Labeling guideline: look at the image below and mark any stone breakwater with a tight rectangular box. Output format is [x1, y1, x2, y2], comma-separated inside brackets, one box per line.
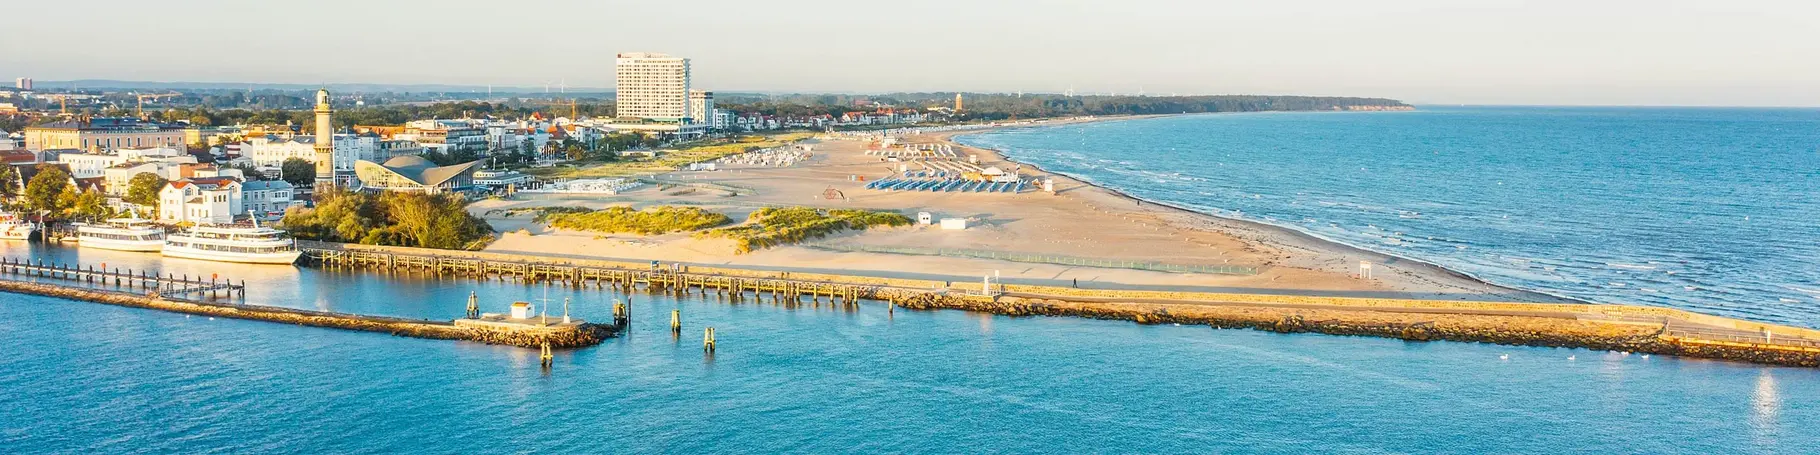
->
[0, 280, 615, 349]
[877, 290, 1820, 368]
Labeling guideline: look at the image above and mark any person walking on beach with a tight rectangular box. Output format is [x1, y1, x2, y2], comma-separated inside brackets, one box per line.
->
[1073, 278, 1078, 288]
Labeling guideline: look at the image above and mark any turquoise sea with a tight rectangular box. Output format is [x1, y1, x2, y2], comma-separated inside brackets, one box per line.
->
[4, 107, 1820, 453]
[961, 107, 1820, 328]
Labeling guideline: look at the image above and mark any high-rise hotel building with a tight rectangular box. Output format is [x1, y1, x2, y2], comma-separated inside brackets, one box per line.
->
[614, 53, 691, 122]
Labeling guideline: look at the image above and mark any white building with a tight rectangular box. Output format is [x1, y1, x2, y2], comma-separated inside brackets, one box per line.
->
[473, 169, 534, 188]
[59, 147, 193, 179]
[241, 180, 296, 219]
[713, 109, 736, 131]
[101, 162, 185, 196]
[689, 90, 715, 128]
[241, 133, 364, 174]
[615, 52, 691, 121]
[159, 177, 243, 225]
[398, 120, 487, 154]
[242, 135, 318, 171]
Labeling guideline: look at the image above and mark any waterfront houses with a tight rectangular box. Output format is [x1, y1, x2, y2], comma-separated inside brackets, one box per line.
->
[241, 180, 297, 219]
[158, 177, 243, 225]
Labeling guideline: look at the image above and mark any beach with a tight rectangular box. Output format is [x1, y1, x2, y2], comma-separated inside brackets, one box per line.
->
[472, 116, 1563, 303]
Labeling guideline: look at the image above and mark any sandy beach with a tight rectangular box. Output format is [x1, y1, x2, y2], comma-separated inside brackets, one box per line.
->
[472, 116, 1567, 302]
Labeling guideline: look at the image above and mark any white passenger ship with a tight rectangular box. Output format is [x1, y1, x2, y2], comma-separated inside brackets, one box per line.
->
[74, 216, 166, 252]
[161, 222, 302, 265]
[0, 211, 35, 241]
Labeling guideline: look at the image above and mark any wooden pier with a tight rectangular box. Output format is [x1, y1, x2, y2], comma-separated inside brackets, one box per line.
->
[301, 247, 872, 305]
[0, 257, 246, 298]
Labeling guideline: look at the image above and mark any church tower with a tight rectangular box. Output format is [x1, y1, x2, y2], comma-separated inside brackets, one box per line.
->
[954, 93, 964, 112]
[313, 88, 335, 187]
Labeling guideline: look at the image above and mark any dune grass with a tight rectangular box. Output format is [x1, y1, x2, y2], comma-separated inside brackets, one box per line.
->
[696, 207, 912, 254]
[540, 205, 732, 235]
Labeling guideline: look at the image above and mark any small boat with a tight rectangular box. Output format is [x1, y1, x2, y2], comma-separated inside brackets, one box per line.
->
[0, 211, 38, 240]
[161, 221, 301, 265]
[74, 215, 166, 252]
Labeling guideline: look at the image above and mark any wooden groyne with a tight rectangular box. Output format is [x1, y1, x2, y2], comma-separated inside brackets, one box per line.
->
[302, 242, 874, 304]
[0, 279, 617, 349]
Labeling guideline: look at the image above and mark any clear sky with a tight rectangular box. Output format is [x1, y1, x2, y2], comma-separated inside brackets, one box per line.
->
[4, 0, 1817, 106]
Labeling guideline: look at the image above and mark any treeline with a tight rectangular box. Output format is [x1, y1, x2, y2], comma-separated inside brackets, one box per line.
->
[141, 100, 616, 130]
[280, 190, 494, 250]
[720, 93, 1409, 120]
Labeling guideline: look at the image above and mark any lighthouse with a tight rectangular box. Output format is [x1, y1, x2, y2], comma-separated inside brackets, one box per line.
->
[313, 88, 335, 188]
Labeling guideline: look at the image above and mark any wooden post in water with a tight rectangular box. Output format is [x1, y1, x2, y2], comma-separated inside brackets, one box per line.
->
[670, 309, 681, 334]
[540, 343, 553, 368]
[703, 327, 716, 353]
[466, 291, 479, 319]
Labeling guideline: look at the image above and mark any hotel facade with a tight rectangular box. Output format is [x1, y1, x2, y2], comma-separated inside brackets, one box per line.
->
[614, 53, 691, 122]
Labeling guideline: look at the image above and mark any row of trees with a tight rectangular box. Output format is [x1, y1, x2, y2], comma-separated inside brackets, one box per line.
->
[0, 165, 115, 222]
[718, 93, 1411, 121]
[279, 189, 494, 250]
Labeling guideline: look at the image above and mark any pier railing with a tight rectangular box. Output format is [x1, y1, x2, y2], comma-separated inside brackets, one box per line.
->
[0, 257, 246, 297]
[807, 244, 1261, 276]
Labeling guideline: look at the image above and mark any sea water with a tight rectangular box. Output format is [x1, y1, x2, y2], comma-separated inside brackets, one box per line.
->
[960, 107, 1820, 328]
[1, 243, 1816, 453]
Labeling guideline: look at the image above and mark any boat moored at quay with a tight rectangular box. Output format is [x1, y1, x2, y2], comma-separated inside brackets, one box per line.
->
[161, 223, 302, 265]
[0, 211, 39, 241]
[73, 216, 166, 252]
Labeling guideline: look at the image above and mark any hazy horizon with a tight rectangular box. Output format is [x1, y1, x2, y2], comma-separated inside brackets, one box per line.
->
[4, 0, 1817, 107]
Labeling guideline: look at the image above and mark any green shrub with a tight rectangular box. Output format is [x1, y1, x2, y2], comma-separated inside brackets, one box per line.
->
[696, 207, 911, 254]
[542, 205, 731, 235]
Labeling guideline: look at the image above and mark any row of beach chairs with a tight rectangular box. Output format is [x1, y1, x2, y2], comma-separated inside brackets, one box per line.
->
[863, 178, 1026, 193]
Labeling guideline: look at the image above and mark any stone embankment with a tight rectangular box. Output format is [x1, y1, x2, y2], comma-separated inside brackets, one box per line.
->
[0, 280, 615, 349]
[877, 289, 1820, 368]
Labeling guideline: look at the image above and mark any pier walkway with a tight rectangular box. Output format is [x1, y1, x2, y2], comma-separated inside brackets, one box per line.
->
[0, 257, 246, 298]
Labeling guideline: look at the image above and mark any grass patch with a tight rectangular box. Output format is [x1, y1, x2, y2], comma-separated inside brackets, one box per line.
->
[696, 207, 912, 254]
[527, 133, 815, 179]
[541, 206, 732, 235]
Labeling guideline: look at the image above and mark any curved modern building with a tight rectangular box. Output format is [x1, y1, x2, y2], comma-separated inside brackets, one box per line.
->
[352, 155, 484, 194]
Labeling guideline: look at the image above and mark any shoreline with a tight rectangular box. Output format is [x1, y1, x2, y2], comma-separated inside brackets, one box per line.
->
[934, 113, 1577, 304]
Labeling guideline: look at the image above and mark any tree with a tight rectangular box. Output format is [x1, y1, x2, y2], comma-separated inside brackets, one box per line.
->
[54, 185, 80, 219]
[565, 143, 587, 161]
[281, 158, 316, 186]
[74, 189, 110, 221]
[23, 164, 72, 218]
[519, 138, 536, 157]
[0, 166, 20, 200]
[124, 173, 168, 212]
